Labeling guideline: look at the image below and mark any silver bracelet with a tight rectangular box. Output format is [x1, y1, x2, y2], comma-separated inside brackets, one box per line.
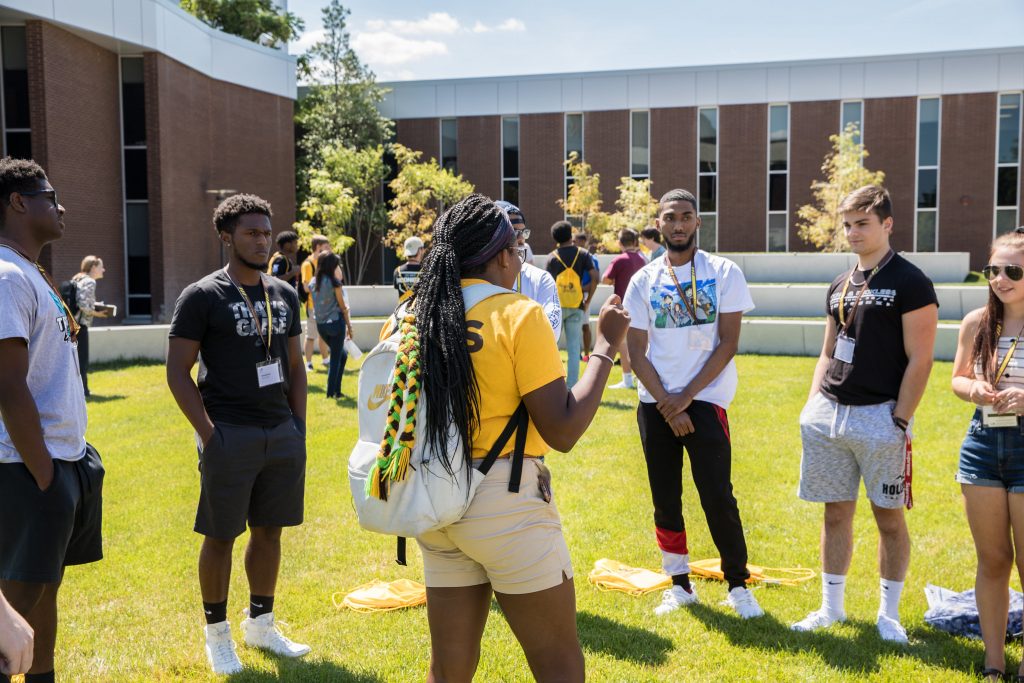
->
[589, 352, 615, 365]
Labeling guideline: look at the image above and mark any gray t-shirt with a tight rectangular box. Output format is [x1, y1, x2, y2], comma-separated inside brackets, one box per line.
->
[310, 277, 342, 324]
[0, 246, 87, 463]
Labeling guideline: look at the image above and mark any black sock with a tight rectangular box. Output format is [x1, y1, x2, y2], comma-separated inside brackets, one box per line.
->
[727, 579, 747, 591]
[250, 594, 274, 618]
[26, 672, 56, 683]
[203, 599, 228, 625]
[672, 573, 692, 592]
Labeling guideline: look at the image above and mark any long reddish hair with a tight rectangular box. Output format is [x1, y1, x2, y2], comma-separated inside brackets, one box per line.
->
[973, 230, 1024, 382]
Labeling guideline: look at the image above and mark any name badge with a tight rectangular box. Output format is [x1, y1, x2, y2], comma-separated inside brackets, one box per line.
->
[982, 405, 1018, 428]
[257, 358, 284, 387]
[689, 324, 715, 351]
[834, 334, 855, 364]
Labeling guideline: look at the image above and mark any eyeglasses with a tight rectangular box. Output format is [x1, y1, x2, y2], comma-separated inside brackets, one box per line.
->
[17, 190, 59, 209]
[515, 228, 530, 240]
[983, 264, 1024, 281]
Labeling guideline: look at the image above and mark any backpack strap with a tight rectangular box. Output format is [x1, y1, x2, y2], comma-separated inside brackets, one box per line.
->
[462, 282, 513, 311]
[396, 537, 407, 566]
[476, 401, 529, 492]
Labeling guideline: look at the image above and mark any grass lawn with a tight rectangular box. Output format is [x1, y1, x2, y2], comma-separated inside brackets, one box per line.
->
[48, 355, 999, 681]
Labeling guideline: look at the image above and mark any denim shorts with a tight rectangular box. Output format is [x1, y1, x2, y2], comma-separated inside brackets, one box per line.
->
[956, 409, 1024, 492]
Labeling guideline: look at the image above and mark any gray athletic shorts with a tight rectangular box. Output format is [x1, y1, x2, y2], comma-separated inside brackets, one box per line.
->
[195, 418, 306, 539]
[798, 392, 911, 509]
[304, 315, 319, 342]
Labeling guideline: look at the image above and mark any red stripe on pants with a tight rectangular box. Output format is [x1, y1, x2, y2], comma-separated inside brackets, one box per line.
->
[656, 526, 688, 555]
[713, 405, 731, 443]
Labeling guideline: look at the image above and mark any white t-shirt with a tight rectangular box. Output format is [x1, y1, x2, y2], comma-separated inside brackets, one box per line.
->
[623, 250, 754, 409]
[514, 262, 561, 341]
[0, 246, 87, 463]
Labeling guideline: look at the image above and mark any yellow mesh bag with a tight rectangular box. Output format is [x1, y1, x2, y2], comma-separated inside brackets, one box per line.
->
[689, 558, 816, 586]
[587, 558, 672, 596]
[333, 579, 427, 613]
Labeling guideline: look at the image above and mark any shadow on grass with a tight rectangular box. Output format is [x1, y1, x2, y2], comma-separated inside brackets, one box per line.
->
[228, 657, 382, 682]
[91, 357, 165, 372]
[688, 603, 983, 676]
[85, 393, 126, 403]
[577, 610, 673, 665]
[599, 400, 637, 412]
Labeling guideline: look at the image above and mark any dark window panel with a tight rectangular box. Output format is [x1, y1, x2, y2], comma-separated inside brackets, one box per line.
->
[3, 68, 28, 130]
[769, 173, 787, 211]
[918, 98, 940, 167]
[127, 295, 151, 317]
[699, 175, 716, 213]
[699, 109, 717, 173]
[917, 168, 938, 208]
[998, 93, 1021, 165]
[440, 118, 457, 173]
[124, 149, 148, 200]
[502, 180, 519, 207]
[699, 215, 717, 253]
[121, 82, 146, 146]
[631, 111, 649, 176]
[997, 208, 1018, 235]
[768, 213, 787, 252]
[5, 131, 30, 160]
[916, 211, 937, 252]
[997, 166, 1019, 207]
[565, 113, 583, 161]
[502, 117, 519, 179]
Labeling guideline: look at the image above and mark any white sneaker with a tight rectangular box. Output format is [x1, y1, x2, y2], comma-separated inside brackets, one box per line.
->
[791, 608, 845, 632]
[241, 610, 311, 657]
[726, 586, 764, 619]
[654, 585, 699, 615]
[876, 613, 908, 643]
[205, 621, 244, 675]
[305, 361, 314, 371]
[608, 381, 635, 390]
[321, 357, 330, 367]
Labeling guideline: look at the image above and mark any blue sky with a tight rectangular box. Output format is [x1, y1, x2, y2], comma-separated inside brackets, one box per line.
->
[288, 0, 1024, 82]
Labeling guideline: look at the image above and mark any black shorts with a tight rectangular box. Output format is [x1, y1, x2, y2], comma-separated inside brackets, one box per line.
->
[0, 444, 105, 583]
[196, 418, 306, 539]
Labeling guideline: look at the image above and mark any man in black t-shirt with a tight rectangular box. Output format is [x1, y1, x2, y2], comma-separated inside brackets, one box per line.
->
[792, 185, 938, 644]
[167, 194, 310, 675]
[268, 230, 301, 293]
[393, 236, 424, 302]
[546, 220, 598, 387]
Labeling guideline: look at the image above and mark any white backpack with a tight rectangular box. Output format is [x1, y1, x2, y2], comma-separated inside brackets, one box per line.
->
[348, 284, 528, 563]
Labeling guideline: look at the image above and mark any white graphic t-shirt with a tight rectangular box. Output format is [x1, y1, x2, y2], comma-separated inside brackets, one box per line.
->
[623, 251, 754, 409]
[0, 246, 87, 463]
[514, 262, 562, 341]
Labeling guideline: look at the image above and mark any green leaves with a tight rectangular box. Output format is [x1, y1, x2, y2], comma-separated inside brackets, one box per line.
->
[178, 0, 304, 46]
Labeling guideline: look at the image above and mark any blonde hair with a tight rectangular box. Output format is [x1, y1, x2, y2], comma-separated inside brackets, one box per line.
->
[973, 229, 1024, 382]
[79, 255, 102, 276]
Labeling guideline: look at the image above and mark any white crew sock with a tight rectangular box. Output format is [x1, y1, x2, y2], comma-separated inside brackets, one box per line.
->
[622, 372, 634, 388]
[879, 578, 904, 621]
[822, 572, 846, 618]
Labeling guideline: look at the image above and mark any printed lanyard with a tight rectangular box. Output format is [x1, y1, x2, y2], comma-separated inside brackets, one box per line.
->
[224, 268, 273, 359]
[837, 250, 894, 332]
[993, 320, 1024, 385]
[664, 253, 700, 325]
[0, 242, 80, 342]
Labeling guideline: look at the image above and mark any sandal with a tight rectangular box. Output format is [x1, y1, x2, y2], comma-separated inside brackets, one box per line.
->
[980, 668, 1003, 681]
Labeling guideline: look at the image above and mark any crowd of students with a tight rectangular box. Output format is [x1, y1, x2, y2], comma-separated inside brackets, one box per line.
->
[1, 153, 1023, 682]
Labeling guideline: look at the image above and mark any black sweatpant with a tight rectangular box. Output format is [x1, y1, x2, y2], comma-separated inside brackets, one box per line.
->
[637, 399, 750, 587]
[77, 324, 89, 395]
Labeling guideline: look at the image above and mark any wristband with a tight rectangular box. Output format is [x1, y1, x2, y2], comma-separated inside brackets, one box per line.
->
[891, 414, 908, 432]
[589, 353, 614, 365]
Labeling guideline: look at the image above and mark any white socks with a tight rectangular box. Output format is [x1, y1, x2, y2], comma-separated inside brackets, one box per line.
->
[821, 572, 846, 618]
[622, 372, 634, 388]
[879, 578, 904, 621]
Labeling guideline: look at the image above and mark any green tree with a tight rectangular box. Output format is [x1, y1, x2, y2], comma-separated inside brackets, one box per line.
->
[386, 144, 475, 252]
[604, 177, 659, 252]
[558, 153, 610, 247]
[293, 144, 388, 284]
[797, 123, 886, 252]
[179, 0, 303, 46]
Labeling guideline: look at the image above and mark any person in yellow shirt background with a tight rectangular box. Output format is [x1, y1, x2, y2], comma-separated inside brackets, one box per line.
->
[300, 235, 331, 372]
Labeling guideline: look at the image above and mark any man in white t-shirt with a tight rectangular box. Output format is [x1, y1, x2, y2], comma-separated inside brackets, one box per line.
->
[496, 201, 561, 340]
[624, 188, 763, 620]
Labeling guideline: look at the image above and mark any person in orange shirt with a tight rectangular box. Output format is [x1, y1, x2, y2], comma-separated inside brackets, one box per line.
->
[300, 235, 331, 371]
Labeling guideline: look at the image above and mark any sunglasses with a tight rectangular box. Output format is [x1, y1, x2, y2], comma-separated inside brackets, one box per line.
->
[983, 264, 1024, 281]
[515, 228, 530, 240]
[18, 189, 59, 209]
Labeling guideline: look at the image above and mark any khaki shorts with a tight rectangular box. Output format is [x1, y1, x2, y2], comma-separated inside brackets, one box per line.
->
[417, 458, 573, 595]
[304, 314, 318, 342]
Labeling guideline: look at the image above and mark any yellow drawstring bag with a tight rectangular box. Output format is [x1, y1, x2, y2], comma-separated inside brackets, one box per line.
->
[587, 559, 672, 596]
[333, 579, 427, 613]
[689, 558, 816, 586]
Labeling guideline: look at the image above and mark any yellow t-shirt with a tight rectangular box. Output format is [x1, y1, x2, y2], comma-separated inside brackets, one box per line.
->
[301, 255, 318, 311]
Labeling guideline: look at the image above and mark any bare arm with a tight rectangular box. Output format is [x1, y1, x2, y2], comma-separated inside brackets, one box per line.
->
[0, 338, 54, 489]
[333, 285, 353, 337]
[951, 309, 996, 405]
[893, 304, 939, 422]
[287, 334, 307, 422]
[522, 296, 630, 452]
[678, 311, 743, 405]
[808, 315, 839, 400]
[0, 588, 33, 676]
[627, 327, 668, 401]
[165, 337, 215, 446]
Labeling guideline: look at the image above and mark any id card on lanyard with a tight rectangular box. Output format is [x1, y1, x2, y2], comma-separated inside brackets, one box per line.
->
[664, 253, 714, 350]
[983, 321, 1024, 427]
[225, 268, 283, 387]
[833, 250, 893, 364]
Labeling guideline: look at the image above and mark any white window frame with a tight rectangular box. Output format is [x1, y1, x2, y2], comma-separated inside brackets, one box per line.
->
[439, 117, 457, 173]
[500, 115, 519, 203]
[914, 96, 942, 252]
[563, 112, 584, 220]
[766, 103, 790, 252]
[994, 91, 1023, 237]
[697, 106, 719, 252]
[0, 24, 29, 158]
[629, 109, 650, 180]
[119, 55, 151, 320]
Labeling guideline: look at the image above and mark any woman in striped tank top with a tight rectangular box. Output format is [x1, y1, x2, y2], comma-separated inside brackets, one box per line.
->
[952, 227, 1024, 680]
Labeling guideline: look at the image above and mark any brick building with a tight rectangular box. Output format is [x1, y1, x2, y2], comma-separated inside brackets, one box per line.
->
[381, 47, 1024, 268]
[0, 0, 296, 322]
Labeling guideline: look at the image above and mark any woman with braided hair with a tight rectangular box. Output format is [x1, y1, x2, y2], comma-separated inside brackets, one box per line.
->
[403, 193, 629, 683]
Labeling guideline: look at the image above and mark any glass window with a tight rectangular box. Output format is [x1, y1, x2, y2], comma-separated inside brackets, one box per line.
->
[998, 166, 1019, 208]
[699, 175, 716, 214]
[502, 116, 519, 180]
[699, 215, 717, 253]
[5, 131, 29, 160]
[631, 110, 649, 177]
[502, 180, 519, 207]
[125, 202, 151, 312]
[917, 169, 938, 208]
[124, 149, 148, 200]
[565, 113, 583, 161]
[918, 98, 940, 168]
[769, 105, 788, 171]
[998, 93, 1022, 165]
[768, 213, 787, 252]
[1, 27, 29, 131]
[842, 101, 863, 143]
[699, 108, 717, 173]
[121, 58, 146, 147]
[997, 208, 1019, 235]
[769, 174, 787, 212]
[440, 118, 457, 173]
[916, 211, 937, 252]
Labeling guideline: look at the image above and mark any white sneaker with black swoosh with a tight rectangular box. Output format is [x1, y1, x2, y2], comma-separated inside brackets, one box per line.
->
[204, 621, 244, 675]
[791, 608, 845, 632]
[241, 610, 311, 657]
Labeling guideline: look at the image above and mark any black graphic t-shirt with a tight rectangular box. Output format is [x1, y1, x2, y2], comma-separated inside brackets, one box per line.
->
[393, 262, 422, 299]
[820, 253, 937, 405]
[169, 269, 302, 426]
[270, 253, 300, 292]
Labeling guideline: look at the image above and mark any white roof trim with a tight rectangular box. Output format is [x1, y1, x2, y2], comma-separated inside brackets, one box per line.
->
[1, 0, 296, 99]
[380, 46, 1024, 119]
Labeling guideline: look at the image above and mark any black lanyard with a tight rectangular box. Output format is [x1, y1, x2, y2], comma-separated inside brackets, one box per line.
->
[838, 250, 894, 333]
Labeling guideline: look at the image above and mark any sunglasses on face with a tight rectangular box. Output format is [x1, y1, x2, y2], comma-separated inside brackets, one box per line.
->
[18, 190, 59, 209]
[983, 264, 1024, 281]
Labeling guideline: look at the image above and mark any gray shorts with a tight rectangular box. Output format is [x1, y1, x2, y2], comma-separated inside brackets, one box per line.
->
[196, 418, 306, 539]
[304, 315, 319, 342]
[798, 392, 911, 509]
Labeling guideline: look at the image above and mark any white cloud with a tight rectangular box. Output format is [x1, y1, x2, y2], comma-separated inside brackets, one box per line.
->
[290, 28, 324, 54]
[470, 18, 526, 33]
[365, 12, 461, 35]
[352, 32, 448, 65]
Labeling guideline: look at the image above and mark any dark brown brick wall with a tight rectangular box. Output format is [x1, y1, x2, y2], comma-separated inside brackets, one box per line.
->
[456, 115, 500, 201]
[584, 110, 628, 209]
[519, 113, 563, 252]
[940, 93, 996, 268]
[718, 104, 767, 251]
[864, 97, 916, 253]
[27, 21, 124, 320]
[650, 107, 697, 201]
[395, 118, 439, 163]
[789, 100, 840, 252]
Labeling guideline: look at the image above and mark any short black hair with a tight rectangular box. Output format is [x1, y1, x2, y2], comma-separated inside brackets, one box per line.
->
[551, 220, 573, 244]
[640, 227, 662, 243]
[275, 230, 298, 249]
[212, 193, 273, 235]
[0, 157, 47, 229]
[619, 228, 638, 246]
[658, 189, 698, 213]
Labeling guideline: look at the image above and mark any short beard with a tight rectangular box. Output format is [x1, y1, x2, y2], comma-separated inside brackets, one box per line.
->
[238, 255, 268, 271]
[665, 232, 696, 253]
